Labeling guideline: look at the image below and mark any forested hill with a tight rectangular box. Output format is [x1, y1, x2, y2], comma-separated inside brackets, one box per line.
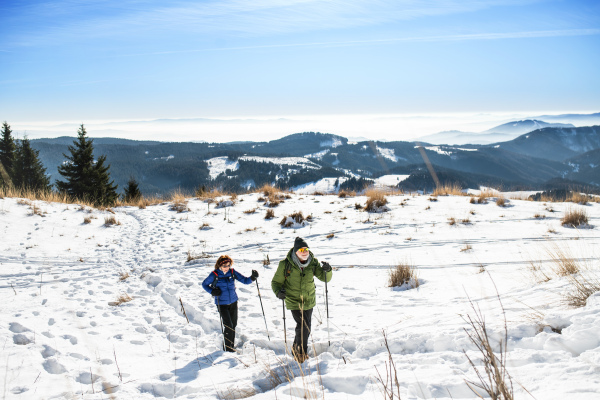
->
[31, 127, 600, 195]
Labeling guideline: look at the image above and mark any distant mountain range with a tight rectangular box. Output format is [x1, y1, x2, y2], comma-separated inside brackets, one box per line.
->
[29, 120, 600, 195]
[417, 119, 576, 145]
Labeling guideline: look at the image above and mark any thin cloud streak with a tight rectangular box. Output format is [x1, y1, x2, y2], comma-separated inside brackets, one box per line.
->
[118, 29, 600, 57]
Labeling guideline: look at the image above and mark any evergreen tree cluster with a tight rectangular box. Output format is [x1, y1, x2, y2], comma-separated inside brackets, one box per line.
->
[55, 124, 118, 206]
[0, 121, 50, 191]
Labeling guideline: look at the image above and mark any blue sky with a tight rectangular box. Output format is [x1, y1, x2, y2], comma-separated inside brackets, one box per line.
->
[1, 0, 599, 140]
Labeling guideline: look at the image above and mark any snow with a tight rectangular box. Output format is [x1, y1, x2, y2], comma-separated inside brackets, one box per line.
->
[206, 156, 240, 179]
[376, 146, 400, 162]
[417, 146, 453, 156]
[320, 138, 343, 148]
[304, 149, 330, 160]
[292, 177, 349, 194]
[239, 156, 321, 170]
[375, 174, 410, 188]
[1, 194, 600, 399]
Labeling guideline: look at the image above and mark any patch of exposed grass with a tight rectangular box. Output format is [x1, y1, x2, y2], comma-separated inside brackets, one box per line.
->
[326, 233, 334, 239]
[432, 183, 464, 196]
[280, 211, 312, 227]
[496, 196, 508, 207]
[264, 209, 275, 220]
[104, 215, 121, 226]
[338, 190, 355, 198]
[83, 216, 92, 224]
[364, 189, 388, 212]
[561, 207, 589, 228]
[388, 262, 419, 288]
[243, 208, 257, 214]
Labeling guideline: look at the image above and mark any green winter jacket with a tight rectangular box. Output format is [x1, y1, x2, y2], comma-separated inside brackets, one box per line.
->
[271, 248, 332, 311]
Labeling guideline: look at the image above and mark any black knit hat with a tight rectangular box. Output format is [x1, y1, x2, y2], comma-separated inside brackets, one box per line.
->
[293, 237, 309, 253]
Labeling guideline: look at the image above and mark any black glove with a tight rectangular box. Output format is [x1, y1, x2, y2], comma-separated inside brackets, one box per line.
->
[251, 270, 259, 281]
[276, 288, 286, 300]
[211, 287, 222, 297]
[321, 261, 332, 272]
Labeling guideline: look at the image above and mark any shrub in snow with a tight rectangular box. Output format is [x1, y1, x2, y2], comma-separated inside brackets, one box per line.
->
[561, 207, 589, 228]
[388, 263, 419, 289]
[364, 189, 389, 213]
[265, 209, 275, 220]
[279, 211, 312, 228]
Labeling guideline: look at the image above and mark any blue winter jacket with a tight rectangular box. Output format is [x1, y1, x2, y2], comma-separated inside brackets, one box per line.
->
[202, 268, 252, 305]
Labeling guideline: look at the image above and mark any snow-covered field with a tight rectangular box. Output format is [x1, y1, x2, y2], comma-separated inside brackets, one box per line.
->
[1, 193, 599, 399]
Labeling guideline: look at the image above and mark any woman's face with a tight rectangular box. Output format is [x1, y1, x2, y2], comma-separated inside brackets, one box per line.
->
[296, 247, 309, 262]
[220, 260, 231, 272]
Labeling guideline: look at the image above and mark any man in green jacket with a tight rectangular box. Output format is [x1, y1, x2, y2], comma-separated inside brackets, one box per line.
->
[271, 237, 332, 362]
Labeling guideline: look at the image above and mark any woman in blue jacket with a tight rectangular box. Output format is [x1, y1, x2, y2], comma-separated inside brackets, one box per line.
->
[202, 255, 258, 352]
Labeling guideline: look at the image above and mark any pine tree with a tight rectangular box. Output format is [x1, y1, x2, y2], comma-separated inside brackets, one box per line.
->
[56, 124, 118, 206]
[0, 121, 16, 187]
[13, 136, 51, 191]
[123, 177, 141, 202]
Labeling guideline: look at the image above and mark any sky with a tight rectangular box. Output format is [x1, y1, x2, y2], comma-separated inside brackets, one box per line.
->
[1, 0, 599, 142]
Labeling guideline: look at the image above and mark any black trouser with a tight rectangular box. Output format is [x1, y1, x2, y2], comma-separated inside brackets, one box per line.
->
[217, 301, 238, 352]
[291, 308, 313, 356]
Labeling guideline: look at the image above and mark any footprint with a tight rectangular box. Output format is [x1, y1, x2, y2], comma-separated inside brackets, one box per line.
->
[13, 334, 32, 345]
[41, 345, 57, 358]
[75, 371, 102, 384]
[62, 335, 78, 345]
[9, 322, 30, 333]
[42, 358, 67, 374]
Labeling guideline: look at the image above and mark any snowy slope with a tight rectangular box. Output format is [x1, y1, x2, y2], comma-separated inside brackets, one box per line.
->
[1, 193, 599, 399]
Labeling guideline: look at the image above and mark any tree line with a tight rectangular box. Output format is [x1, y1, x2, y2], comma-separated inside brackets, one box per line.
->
[0, 122, 140, 206]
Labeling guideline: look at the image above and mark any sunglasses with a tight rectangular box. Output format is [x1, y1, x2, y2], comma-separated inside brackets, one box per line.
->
[297, 248, 309, 253]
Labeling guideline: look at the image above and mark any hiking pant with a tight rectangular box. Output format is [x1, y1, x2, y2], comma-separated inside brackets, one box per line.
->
[217, 301, 238, 352]
[291, 308, 313, 356]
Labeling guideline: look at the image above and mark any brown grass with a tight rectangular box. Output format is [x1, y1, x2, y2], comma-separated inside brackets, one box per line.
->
[432, 183, 464, 196]
[112, 293, 133, 306]
[199, 222, 211, 230]
[104, 215, 121, 226]
[561, 207, 588, 227]
[547, 244, 580, 276]
[118, 272, 130, 281]
[264, 209, 275, 220]
[533, 214, 546, 219]
[364, 189, 388, 212]
[565, 273, 600, 307]
[326, 233, 334, 239]
[338, 190, 355, 198]
[280, 211, 311, 227]
[448, 217, 457, 226]
[461, 244, 473, 252]
[496, 196, 507, 207]
[462, 294, 514, 400]
[83, 216, 92, 224]
[388, 262, 419, 288]
[168, 191, 190, 213]
[243, 208, 257, 214]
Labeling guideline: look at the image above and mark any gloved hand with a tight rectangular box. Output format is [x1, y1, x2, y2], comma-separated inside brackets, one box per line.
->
[276, 288, 286, 300]
[251, 270, 259, 281]
[211, 287, 222, 297]
[321, 261, 332, 272]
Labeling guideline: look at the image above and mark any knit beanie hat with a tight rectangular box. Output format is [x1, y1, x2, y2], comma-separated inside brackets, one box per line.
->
[293, 237, 309, 253]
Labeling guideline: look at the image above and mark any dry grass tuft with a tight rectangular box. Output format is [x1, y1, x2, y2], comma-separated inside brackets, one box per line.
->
[169, 191, 190, 213]
[280, 211, 312, 227]
[83, 216, 92, 224]
[388, 262, 419, 288]
[561, 207, 588, 228]
[496, 197, 508, 207]
[428, 196, 438, 202]
[462, 294, 514, 400]
[187, 249, 210, 262]
[338, 190, 355, 198]
[547, 244, 580, 276]
[243, 208, 257, 214]
[216, 385, 256, 400]
[118, 272, 130, 281]
[461, 244, 473, 252]
[264, 209, 275, 220]
[364, 189, 388, 212]
[432, 183, 464, 196]
[533, 213, 546, 219]
[111, 293, 133, 306]
[104, 215, 121, 226]
[448, 217, 457, 226]
[199, 222, 211, 230]
[564, 273, 600, 307]
[326, 233, 335, 239]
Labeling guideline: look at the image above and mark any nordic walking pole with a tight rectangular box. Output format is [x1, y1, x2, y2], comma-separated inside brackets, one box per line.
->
[216, 296, 226, 351]
[325, 275, 330, 346]
[282, 299, 288, 353]
[256, 280, 271, 341]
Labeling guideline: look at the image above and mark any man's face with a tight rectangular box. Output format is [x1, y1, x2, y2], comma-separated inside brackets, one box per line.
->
[296, 247, 309, 262]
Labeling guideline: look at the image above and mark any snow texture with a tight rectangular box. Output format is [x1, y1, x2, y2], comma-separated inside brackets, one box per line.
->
[1, 193, 599, 399]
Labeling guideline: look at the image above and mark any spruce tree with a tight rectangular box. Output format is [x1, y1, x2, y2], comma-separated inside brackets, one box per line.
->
[56, 124, 118, 206]
[123, 177, 142, 202]
[0, 121, 16, 187]
[13, 136, 51, 191]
